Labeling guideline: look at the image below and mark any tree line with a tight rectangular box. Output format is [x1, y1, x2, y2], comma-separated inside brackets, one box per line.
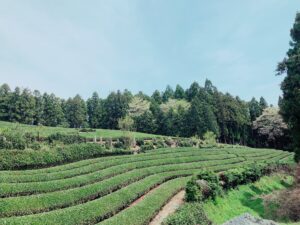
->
[0, 80, 269, 145]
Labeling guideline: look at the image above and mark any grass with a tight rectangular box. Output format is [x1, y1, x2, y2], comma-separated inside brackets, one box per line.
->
[0, 147, 294, 224]
[0, 120, 161, 139]
[203, 173, 295, 225]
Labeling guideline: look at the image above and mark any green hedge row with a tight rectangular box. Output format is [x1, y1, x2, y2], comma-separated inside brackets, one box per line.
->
[0, 158, 243, 217]
[0, 150, 236, 183]
[0, 143, 129, 170]
[0, 155, 241, 197]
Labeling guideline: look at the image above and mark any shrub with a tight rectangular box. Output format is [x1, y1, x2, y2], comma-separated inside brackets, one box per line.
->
[79, 128, 96, 132]
[0, 129, 29, 150]
[152, 138, 166, 149]
[0, 143, 130, 170]
[196, 170, 221, 199]
[185, 177, 202, 202]
[47, 133, 85, 145]
[163, 203, 212, 225]
[186, 170, 221, 201]
[140, 142, 155, 152]
[178, 139, 193, 147]
[202, 131, 217, 148]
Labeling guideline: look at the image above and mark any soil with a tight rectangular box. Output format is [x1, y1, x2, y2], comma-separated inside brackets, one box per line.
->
[148, 190, 185, 225]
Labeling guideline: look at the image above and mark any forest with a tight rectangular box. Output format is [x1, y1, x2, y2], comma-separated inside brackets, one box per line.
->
[0, 80, 270, 146]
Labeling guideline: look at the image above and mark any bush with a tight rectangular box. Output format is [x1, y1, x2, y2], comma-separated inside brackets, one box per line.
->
[202, 131, 217, 148]
[79, 128, 96, 132]
[140, 142, 155, 152]
[178, 139, 193, 147]
[186, 170, 221, 201]
[163, 203, 212, 225]
[47, 133, 86, 145]
[135, 138, 144, 146]
[185, 177, 202, 202]
[0, 129, 30, 150]
[153, 138, 166, 149]
[0, 143, 130, 170]
[196, 170, 221, 199]
[219, 162, 292, 190]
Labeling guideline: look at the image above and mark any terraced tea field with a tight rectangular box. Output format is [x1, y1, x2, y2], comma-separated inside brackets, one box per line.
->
[0, 147, 293, 225]
[0, 121, 161, 139]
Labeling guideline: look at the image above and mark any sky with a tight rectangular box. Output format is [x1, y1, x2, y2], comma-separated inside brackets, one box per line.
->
[0, 1, 299, 105]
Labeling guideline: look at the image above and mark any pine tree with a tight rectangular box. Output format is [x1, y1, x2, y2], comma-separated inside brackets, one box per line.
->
[103, 91, 130, 129]
[174, 84, 185, 99]
[42, 93, 65, 127]
[188, 96, 219, 137]
[65, 95, 87, 128]
[151, 90, 163, 104]
[87, 92, 101, 128]
[33, 90, 44, 125]
[0, 84, 11, 121]
[185, 82, 200, 101]
[259, 97, 268, 111]
[19, 88, 35, 124]
[162, 85, 174, 102]
[249, 97, 261, 121]
[134, 111, 157, 134]
[277, 12, 300, 161]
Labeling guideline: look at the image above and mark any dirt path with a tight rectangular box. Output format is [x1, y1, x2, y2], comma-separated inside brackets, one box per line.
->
[129, 185, 161, 207]
[149, 190, 185, 225]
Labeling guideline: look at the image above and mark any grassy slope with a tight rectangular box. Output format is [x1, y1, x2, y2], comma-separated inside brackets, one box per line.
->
[0, 121, 161, 138]
[203, 174, 298, 225]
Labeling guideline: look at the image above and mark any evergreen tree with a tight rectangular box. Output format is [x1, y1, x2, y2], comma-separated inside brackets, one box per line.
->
[188, 96, 219, 137]
[151, 90, 163, 104]
[277, 12, 300, 161]
[87, 92, 101, 128]
[103, 91, 130, 129]
[8, 87, 22, 122]
[174, 84, 185, 99]
[204, 79, 216, 94]
[33, 90, 44, 125]
[162, 85, 174, 102]
[19, 88, 35, 124]
[249, 97, 261, 121]
[65, 95, 87, 128]
[259, 97, 268, 110]
[185, 82, 200, 101]
[0, 84, 11, 121]
[134, 111, 157, 134]
[42, 93, 65, 127]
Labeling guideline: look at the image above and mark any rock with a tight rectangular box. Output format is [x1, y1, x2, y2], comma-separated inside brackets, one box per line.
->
[222, 213, 278, 225]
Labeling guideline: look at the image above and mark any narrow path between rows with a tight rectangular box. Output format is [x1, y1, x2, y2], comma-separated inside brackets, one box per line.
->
[149, 190, 185, 225]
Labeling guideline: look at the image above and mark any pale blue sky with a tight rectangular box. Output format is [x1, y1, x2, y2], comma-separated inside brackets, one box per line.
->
[0, 1, 299, 105]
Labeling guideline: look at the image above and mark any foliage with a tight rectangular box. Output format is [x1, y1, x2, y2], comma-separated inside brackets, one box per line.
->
[202, 131, 217, 148]
[160, 98, 190, 113]
[0, 80, 278, 148]
[140, 142, 155, 151]
[203, 174, 294, 224]
[163, 203, 212, 225]
[128, 96, 150, 117]
[185, 177, 202, 202]
[86, 92, 102, 128]
[118, 115, 134, 131]
[277, 12, 300, 161]
[0, 143, 128, 170]
[47, 132, 86, 145]
[252, 107, 291, 150]
[186, 170, 221, 202]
